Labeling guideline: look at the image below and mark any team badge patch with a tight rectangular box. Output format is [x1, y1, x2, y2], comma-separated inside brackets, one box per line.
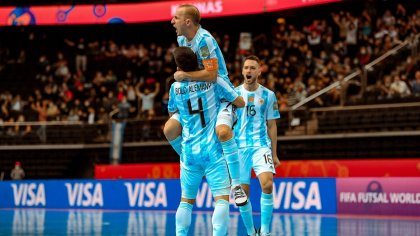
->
[259, 98, 264, 104]
[248, 96, 254, 103]
[200, 46, 210, 58]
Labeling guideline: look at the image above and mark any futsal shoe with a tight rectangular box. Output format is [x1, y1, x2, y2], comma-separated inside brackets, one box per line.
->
[233, 185, 248, 206]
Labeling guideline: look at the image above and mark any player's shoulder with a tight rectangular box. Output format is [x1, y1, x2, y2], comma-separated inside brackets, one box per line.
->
[197, 27, 213, 39]
[235, 84, 244, 91]
[258, 84, 276, 96]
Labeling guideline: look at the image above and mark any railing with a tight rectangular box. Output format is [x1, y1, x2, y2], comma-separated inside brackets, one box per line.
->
[286, 33, 420, 135]
[292, 34, 418, 111]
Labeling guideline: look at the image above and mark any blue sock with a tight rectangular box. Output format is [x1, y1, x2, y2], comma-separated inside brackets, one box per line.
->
[221, 138, 240, 186]
[212, 199, 229, 236]
[176, 202, 193, 236]
[239, 201, 256, 235]
[260, 193, 273, 234]
[169, 135, 182, 156]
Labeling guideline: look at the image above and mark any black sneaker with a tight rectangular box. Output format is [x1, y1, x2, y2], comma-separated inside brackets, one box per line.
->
[233, 185, 248, 206]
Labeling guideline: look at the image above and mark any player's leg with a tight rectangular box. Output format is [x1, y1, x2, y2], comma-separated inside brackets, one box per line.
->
[237, 148, 257, 236]
[239, 184, 258, 236]
[176, 165, 202, 236]
[216, 101, 247, 206]
[258, 172, 274, 236]
[176, 199, 194, 236]
[212, 195, 230, 236]
[253, 147, 276, 235]
[164, 113, 182, 156]
[205, 154, 231, 236]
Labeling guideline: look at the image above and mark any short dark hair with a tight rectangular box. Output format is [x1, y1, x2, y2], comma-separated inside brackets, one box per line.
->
[244, 55, 261, 65]
[173, 47, 199, 72]
[179, 4, 201, 25]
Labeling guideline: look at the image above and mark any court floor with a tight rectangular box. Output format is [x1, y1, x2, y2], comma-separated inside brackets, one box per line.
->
[1, 209, 420, 236]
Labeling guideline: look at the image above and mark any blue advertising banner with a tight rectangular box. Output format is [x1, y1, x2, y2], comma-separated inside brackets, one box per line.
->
[0, 178, 336, 214]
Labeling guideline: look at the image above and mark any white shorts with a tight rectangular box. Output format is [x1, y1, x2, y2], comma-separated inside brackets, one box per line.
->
[238, 146, 276, 185]
[216, 101, 237, 128]
[170, 112, 181, 123]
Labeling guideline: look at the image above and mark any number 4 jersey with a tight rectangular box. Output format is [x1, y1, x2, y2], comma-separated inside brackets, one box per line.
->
[234, 84, 280, 148]
[168, 80, 237, 167]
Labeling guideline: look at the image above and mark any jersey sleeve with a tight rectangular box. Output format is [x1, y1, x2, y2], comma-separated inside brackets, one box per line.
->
[215, 77, 239, 102]
[168, 84, 178, 113]
[198, 37, 218, 71]
[266, 91, 281, 120]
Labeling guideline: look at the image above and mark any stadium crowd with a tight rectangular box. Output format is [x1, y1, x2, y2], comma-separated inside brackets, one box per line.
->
[0, 0, 419, 130]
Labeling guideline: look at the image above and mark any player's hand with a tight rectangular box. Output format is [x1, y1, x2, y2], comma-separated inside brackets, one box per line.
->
[174, 71, 185, 82]
[273, 155, 280, 168]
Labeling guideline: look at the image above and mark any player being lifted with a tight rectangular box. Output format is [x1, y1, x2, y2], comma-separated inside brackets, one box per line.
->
[168, 46, 234, 236]
[164, 4, 248, 206]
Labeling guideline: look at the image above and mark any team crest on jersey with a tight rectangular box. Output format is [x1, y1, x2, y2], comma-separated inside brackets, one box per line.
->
[200, 46, 210, 58]
[259, 98, 264, 104]
[248, 96, 254, 103]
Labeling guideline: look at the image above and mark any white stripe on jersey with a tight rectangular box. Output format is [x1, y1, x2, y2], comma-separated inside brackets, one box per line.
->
[234, 84, 280, 148]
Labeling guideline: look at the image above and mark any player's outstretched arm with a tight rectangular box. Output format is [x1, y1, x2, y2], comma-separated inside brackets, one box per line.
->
[174, 68, 217, 82]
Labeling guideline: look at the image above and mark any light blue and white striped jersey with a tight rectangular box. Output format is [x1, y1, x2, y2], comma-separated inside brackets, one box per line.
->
[168, 80, 236, 168]
[234, 84, 280, 148]
[177, 26, 238, 100]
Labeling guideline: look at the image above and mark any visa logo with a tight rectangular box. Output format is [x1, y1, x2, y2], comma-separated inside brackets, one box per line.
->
[274, 181, 322, 210]
[65, 183, 103, 207]
[124, 182, 167, 208]
[11, 183, 46, 207]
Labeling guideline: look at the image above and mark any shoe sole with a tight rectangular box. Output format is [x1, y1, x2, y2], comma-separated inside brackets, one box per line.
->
[235, 199, 248, 207]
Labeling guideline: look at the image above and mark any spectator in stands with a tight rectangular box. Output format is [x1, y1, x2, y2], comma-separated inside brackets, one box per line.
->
[411, 70, 420, 96]
[0, 0, 419, 130]
[64, 37, 88, 73]
[10, 161, 25, 180]
[116, 95, 131, 120]
[390, 74, 411, 98]
[135, 78, 160, 119]
[86, 106, 97, 124]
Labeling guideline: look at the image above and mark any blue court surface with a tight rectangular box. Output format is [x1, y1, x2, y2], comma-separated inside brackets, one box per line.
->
[1, 209, 420, 236]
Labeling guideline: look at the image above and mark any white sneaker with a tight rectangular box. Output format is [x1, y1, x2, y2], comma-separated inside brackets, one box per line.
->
[232, 185, 248, 206]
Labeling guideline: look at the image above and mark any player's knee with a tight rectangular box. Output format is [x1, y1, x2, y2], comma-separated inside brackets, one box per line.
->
[164, 119, 182, 141]
[261, 178, 273, 194]
[216, 125, 232, 141]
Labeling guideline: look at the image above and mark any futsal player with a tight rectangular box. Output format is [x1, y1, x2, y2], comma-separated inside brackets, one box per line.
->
[235, 55, 281, 236]
[168, 46, 238, 236]
[165, 4, 248, 206]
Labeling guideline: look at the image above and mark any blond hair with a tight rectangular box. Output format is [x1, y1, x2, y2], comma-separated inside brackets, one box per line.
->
[178, 4, 201, 25]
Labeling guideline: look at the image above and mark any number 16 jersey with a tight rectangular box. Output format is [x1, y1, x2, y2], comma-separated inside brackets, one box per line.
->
[234, 84, 280, 148]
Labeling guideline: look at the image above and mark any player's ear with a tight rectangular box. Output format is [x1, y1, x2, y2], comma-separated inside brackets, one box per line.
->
[185, 18, 191, 26]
